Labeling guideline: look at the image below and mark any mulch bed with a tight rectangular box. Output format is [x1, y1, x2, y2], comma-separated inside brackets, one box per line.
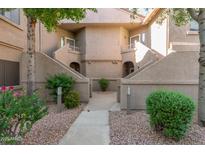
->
[22, 103, 85, 145]
[109, 111, 205, 145]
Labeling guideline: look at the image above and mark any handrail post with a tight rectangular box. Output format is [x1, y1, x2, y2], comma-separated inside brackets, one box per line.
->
[117, 85, 120, 103]
[90, 79, 92, 98]
[57, 87, 62, 113]
[127, 86, 131, 114]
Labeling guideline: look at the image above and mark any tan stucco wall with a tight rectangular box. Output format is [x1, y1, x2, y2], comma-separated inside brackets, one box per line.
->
[169, 18, 199, 44]
[0, 9, 74, 58]
[83, 26, 124, 78]
[38, 25, 74, 56]
[75, 28, 86, 54]
[54, 44, 81, 61]
[0, 9, 27, 85]
[120, 82, 198, 110]
[85, 61, 122, 78]
[0, 45, 22, 62]
[130, 26, 151, 49]
[130, 51, 199, 81]
[120, 27, 129, 49]
[121, 51, 136, 64]
[63, 8, 142, 24]
[85, 26, 121, 60]
[122, 48, 159, 69]
[21, 52, 90, 103]
[120, 51, 199, 109]
[54, 50, 81, 66]
[75, 28, 86, 75]
[144, 28, 151, 48]
[54, 44, 82, 73]
[0, 10, 27, 52]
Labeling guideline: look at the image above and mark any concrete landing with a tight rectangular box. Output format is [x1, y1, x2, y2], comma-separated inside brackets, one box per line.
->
[84, 91, 120, 111]
[59, 110, 110, 145]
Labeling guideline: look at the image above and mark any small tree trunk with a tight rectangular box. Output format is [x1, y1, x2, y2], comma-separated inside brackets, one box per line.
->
[27, 16, 36, 96]
[198, 9, 205, 126]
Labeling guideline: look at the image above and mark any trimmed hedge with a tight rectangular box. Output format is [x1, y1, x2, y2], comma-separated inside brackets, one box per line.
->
[146, 90, 195, 141]
[64, 90, 80, 109]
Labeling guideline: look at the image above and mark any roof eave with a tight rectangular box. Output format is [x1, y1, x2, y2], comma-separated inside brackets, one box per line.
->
[142, 8, 164, 25]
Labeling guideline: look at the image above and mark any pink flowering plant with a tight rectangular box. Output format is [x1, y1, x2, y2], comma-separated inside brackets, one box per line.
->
[0, 86, 48, 144]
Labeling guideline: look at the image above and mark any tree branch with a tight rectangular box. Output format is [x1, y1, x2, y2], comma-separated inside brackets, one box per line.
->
[187, 8, 199, 22]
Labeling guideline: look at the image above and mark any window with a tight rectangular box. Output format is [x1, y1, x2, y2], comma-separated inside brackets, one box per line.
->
[141, 33, 146, 44]
[0, 59, 20, 86]
[130, 35, 140, 48]
[0, 8, 20, 25]
[60, 37, 75, 48]
[190, 20, 199, 31]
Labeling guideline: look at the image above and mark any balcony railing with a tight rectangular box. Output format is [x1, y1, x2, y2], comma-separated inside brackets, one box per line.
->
[67, 45, 80, 52]
[121, 43, 137, 53]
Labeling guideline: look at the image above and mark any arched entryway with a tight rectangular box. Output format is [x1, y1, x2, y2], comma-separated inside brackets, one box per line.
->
[123, 61, 134, 77]
[70, 62, 80, 73]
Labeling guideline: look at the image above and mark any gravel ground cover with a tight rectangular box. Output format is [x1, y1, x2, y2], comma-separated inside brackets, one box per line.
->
[22, 103, 85, 145]
[109, 111, 205, 145]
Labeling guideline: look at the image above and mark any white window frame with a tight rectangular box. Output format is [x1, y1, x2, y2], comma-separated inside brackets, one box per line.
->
[189, 20, 199, 32]
[129, 34, 140, 48]
[65, 37, 75, 47]
[140, 33, 146, 44]
[187, 20, 199, 35]
[61, 37, 75, 48]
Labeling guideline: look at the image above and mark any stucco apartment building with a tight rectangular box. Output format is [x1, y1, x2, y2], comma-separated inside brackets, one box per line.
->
[0, 8, 200, 109]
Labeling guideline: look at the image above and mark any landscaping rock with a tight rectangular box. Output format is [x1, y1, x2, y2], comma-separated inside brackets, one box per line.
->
[109, 111, 205, 145]
[22, 103, 85, 145]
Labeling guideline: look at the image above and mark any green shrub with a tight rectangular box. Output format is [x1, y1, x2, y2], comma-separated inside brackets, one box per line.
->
[64, 90, 80, 109]
[46, 73, 75, 101]
[99, 78, 109, 91]
[0, 86, 48, 144]
[146, 90, 195, 141]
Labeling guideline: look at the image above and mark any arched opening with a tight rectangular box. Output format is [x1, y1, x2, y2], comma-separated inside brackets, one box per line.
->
[70, 62, 80, 73]
[123, 61, 134, 77]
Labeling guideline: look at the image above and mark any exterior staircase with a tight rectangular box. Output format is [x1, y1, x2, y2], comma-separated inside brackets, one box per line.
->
[124, 59, 158, 79]
[54, 58, 87, 79]
[124, 42, 164, 79]
[39, 52, 88, 80]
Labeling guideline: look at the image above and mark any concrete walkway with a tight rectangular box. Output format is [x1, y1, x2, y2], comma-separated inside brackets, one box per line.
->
[59, 91, 120, 145]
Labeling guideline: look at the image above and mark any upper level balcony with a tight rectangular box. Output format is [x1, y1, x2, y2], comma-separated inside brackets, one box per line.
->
[60, 37, 81, 53]
[67, 45, 80, 52]
[121, 43, 137, 53]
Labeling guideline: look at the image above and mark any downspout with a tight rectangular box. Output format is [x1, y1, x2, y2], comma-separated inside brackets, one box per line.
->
[39, 22, 42, 52]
